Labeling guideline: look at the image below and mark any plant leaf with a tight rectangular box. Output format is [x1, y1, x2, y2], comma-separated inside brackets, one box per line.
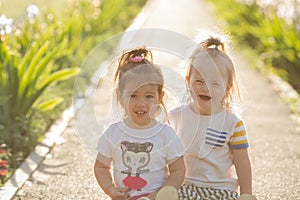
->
[35, 97, 64, 112]
[37, 68, 79, 91]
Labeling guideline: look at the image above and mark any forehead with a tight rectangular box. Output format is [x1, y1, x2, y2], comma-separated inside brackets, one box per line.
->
[191, 56, 228, 80]
[124, 81, 159, 93]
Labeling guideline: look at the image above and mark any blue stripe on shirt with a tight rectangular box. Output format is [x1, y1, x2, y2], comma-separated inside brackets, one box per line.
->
[229, 143, 249, 149]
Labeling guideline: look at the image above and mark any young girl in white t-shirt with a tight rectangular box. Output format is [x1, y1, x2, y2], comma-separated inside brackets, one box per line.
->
[169, 35, 256, 200]
[94, 47, 185, 200]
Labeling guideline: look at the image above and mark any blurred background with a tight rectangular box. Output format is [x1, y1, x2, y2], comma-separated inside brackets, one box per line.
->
[0, 0, 299, 198]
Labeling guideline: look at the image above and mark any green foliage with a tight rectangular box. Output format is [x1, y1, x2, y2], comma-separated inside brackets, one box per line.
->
[0, 37, 79, 155]
[0, 0, 148, 185]
[254, 15, 300, 89]
[0, 148, 10, 186]
[206, 0, 300, 92]
[206, 0, 263, 47]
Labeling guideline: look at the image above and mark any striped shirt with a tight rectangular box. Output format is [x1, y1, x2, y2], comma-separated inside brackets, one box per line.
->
[229, 120, 249, 149]
[169, 104, 249, 192]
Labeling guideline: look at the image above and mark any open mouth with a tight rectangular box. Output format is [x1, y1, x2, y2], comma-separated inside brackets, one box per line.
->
[199, 95, 211, 101]
[135, 110, 147, 115]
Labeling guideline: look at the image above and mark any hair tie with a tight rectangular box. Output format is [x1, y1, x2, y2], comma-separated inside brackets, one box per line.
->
[207, 44, 219, 50]
[130, 56, 144, 63]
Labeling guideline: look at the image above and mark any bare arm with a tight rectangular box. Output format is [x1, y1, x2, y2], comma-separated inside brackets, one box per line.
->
[164, 156, 185, 189]
[232, 148, 252, 195]
[94, 153, 130, 199]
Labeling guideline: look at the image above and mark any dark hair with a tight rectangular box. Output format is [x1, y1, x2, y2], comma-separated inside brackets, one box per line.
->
[114, 47, 167, 116]
[114, 47, 153, 83]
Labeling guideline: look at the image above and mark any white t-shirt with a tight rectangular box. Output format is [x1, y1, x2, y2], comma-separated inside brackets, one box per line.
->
[169, 105, 249, 192]
[96, 121, 184, 197]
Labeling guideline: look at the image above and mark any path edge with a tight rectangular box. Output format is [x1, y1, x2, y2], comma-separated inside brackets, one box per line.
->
[0, 1, 153, 199]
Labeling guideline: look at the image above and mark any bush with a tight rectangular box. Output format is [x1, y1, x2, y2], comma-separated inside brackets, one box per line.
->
[0, 0, 147, 185]
[0, 148, 10, 186]
[205, 0, 300, 92]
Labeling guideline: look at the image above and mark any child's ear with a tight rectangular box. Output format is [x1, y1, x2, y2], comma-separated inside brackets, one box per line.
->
[160, 90, 165, 100]
[185, 75, 191, 90]
[185, 75, 190, 84]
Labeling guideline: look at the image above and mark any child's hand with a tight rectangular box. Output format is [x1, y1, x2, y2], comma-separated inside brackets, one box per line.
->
[108, 186, 130, 200]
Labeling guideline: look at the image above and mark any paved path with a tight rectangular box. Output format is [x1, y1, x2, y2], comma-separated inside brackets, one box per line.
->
[11, 0, 300, 199]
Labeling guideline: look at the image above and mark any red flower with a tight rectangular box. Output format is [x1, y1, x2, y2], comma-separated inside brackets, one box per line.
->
[0, 169, 8, 176]
[0, 160, 8, 167]
[0, 149, 9, 178]
[0, 149, 6, 154]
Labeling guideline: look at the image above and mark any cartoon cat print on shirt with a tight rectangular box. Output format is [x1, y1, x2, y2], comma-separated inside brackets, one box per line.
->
[120, 141, 153, 191]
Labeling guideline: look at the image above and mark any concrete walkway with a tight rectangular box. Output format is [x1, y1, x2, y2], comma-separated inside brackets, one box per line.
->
[7, 0, 300, 199]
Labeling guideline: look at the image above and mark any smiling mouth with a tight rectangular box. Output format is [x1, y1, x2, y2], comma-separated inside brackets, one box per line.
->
[135, 111, 147, 115]
[199, 95, 211, 101]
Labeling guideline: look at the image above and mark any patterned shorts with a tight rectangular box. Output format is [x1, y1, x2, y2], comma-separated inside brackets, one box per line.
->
[179, 184, 239, 200]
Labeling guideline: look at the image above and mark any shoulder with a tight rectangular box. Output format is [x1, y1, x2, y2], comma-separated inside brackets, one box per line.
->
[169, 104, 189, 118]
[169, 104, 188, 114]
[157, 122, 175, 132]
[168, 104, 191, 130]
[225, 110, 245, 125]
[157, 123, 184, 150]
[105, 121, 118, 131]
[156, 122, 177, 137]
[102, 121, 122, 135]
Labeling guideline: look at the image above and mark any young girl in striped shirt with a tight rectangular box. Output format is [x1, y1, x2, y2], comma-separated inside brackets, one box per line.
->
[169, 35, 255, 200]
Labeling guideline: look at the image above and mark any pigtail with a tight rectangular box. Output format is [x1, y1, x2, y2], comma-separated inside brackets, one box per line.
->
[114, 47, 153, 82]
[114, 47, 167, 122]
[190, 36, 225, 59]
[200, 36, 225, 52]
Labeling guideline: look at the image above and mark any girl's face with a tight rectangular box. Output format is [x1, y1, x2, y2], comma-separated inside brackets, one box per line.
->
[187, 57, 228, 115]
[120, 82, 163, 128]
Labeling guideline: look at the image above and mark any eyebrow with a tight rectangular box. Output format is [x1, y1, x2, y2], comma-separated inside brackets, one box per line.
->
[145, 91, 156, 94]
[124, 91, 157, 95]
[210, 80, 224, 83]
